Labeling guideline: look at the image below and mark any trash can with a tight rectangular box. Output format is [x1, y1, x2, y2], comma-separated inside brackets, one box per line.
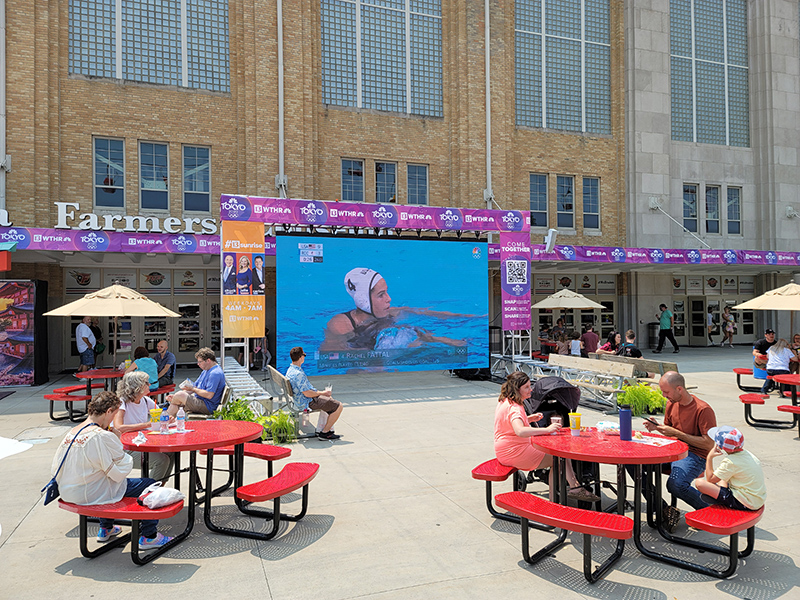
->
[648, 322, 660, 349]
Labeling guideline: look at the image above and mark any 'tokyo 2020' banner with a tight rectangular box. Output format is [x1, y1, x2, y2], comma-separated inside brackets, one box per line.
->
[499, 231, 532, 330]
[221, 221, 265, 338]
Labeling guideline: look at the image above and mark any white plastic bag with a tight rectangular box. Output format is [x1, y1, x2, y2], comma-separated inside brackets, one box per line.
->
[137, 482, 186, 509]
[179, 378, 193, 390]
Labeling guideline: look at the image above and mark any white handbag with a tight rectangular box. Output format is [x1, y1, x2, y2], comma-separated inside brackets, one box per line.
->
[137, 482, 186, 509]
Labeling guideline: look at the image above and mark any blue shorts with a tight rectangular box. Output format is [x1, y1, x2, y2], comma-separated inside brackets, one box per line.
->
[702, 486, 753, 511]
[79, 347, 95, 366]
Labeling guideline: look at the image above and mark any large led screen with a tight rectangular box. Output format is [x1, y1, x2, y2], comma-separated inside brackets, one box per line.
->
[276, 236, 488, 375]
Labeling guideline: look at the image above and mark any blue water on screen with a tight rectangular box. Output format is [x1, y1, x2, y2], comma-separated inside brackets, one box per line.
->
[276, 236, 488, 375]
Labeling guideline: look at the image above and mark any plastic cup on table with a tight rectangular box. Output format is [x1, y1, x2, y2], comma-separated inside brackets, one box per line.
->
[550, 416, 562, 435]
[149, 407, 163, 431]
[568, 412, 581, 437]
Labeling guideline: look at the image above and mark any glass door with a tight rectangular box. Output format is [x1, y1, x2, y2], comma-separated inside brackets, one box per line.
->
[109, 317, 134, 364]
[175, 301, 202, 363]
[143, 318, 168, 354]
[210, 301, 221, 354]
[688, 297, 707, 346]
[600, 301, 615, 339]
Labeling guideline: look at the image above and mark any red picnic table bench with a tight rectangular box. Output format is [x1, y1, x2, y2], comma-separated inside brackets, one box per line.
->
[58, 497, 185, 565]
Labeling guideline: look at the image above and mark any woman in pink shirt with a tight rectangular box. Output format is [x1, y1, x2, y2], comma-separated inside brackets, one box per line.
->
[494, 372, 599, 502]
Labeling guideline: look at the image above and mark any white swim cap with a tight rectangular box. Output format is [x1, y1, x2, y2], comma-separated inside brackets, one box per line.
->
[344, 268, 384, 315]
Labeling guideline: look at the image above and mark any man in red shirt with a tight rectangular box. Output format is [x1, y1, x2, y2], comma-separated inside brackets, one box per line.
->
[642, 371, 716, 531]
[580, 325, 600, 355]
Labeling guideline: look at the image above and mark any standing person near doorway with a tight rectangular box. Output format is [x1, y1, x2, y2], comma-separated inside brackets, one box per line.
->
[75, 316, 96, 373]
[653, 303, 679, 354]
[707, 306, 716, 347]
[721, 306, 736, 348]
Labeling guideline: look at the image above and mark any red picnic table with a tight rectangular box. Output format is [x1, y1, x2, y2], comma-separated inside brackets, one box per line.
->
[121, 420, 264, 541]
[529, 428, 726, 574]
[75, 367, 125, 396]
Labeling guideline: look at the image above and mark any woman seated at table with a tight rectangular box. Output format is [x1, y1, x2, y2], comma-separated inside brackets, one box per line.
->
[791, 334, 800, 374]
[124, 346, 160, 391]
[595, 331, 621, 355]
[113, 371, 174, 483]
[761, 338, 798, 395]
[51, 391, 173, 549]
[495, 372, 600, 502]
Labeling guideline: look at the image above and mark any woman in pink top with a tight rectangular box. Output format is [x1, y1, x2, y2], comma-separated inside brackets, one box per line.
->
[494, 372, 599, 502]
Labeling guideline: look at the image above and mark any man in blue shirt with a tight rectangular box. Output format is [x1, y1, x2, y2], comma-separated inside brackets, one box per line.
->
[166, 348, 226, 416]
[154, 340, 177, 387]
[285, 346, 343, 440]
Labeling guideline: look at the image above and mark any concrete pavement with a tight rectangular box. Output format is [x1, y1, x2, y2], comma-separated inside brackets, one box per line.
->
[1, 347, 798, 599]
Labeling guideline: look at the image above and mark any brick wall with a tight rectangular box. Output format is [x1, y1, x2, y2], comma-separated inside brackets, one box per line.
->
[5, 0, 626, 250]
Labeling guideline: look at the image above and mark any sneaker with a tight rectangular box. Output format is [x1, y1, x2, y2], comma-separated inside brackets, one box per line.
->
[662, 506, 681, 533]
[652, 350, 662, 354]
[317, 430, 341, 440]
[567, 486, 600, 503]
[97, 525, 122, 542]
[673, 349, 680, 353]
[139, 533, 173, 549]
[708, 342, 715, 347]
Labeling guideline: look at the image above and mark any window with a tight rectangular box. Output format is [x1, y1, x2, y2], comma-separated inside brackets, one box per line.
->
[529, 174, 548, 227]
[727, 187, 741, 234]
[321, 0, 443, 117]
[342, 159, 364, 202]
[583, 177, 600, 230]
[407, 165, 428, 205]
[94, 138, 125, 208]
[140, 142, 169, 211]
[705, 185, 720, 234]
[556, 175, 574, 228]
[683, 184, 698, 232]
[375, 163, 396, 203]
[670, 0, 749, 146]
[68, 0, 230, 92]
[183, 146, 210, 212]
[515, 0, 611, 134]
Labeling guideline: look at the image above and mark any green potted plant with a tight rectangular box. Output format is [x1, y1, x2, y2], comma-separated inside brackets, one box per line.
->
[618, 381, 666, 416]
[263, 410, 297, 443]
[213, 397, 273, 442]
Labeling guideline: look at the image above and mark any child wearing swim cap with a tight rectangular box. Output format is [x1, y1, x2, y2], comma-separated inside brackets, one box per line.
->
[692, 426, 766, 511]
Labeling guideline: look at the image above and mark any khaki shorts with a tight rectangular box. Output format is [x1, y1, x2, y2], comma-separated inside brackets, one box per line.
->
[308, 396, 341, 414]
[185, 394, 212, 415]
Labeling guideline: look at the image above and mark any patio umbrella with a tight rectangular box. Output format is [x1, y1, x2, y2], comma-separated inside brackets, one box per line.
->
[531, 289, 604, 310]
[733, 282, 800, 334]
[44, 284, 180, 367]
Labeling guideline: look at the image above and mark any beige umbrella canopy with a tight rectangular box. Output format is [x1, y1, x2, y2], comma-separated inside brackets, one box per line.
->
[45, 285, 180, 367]
[44, 285, 180, 318]
[733, 283, 800, 311]
[531, 288, 604, 310]
[733, 282, 800, 334]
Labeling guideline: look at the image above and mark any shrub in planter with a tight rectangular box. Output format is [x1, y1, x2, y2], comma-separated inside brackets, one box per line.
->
[618, 382, 666, 416]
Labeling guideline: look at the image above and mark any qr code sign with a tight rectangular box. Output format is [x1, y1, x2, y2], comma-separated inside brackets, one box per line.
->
[506, 260, 527, 284]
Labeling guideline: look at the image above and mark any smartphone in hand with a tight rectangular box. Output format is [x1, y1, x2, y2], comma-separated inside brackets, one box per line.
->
[643, 416, 659, 426]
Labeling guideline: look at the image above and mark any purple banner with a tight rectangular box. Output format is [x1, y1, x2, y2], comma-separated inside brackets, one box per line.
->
[491, 243, 800, 267]
[220, 196, 530, 233]
[0, 227, 221, 254]
[499, 231, 532, 330]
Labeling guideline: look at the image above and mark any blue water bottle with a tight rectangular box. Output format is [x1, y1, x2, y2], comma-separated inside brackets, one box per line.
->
[619, 404, 632, 441]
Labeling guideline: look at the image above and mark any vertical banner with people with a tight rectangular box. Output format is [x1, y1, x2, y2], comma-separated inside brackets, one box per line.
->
[221, 221, 265, 338]
[499, 231, 532, 330]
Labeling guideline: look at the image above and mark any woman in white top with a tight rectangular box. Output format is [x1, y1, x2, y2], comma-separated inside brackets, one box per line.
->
[51, 391, 172, 548]
[762, 338, 798, 394]
[113, 371, 174, 482]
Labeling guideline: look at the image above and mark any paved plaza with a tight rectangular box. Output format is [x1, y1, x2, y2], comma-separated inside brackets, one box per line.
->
[1, 347, 798, 600]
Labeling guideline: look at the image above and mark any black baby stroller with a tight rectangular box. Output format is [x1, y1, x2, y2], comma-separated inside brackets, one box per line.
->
[523, 376, 580, 428]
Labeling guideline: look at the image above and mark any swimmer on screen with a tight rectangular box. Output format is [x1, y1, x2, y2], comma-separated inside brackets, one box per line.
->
[321, 267, 474, 351]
